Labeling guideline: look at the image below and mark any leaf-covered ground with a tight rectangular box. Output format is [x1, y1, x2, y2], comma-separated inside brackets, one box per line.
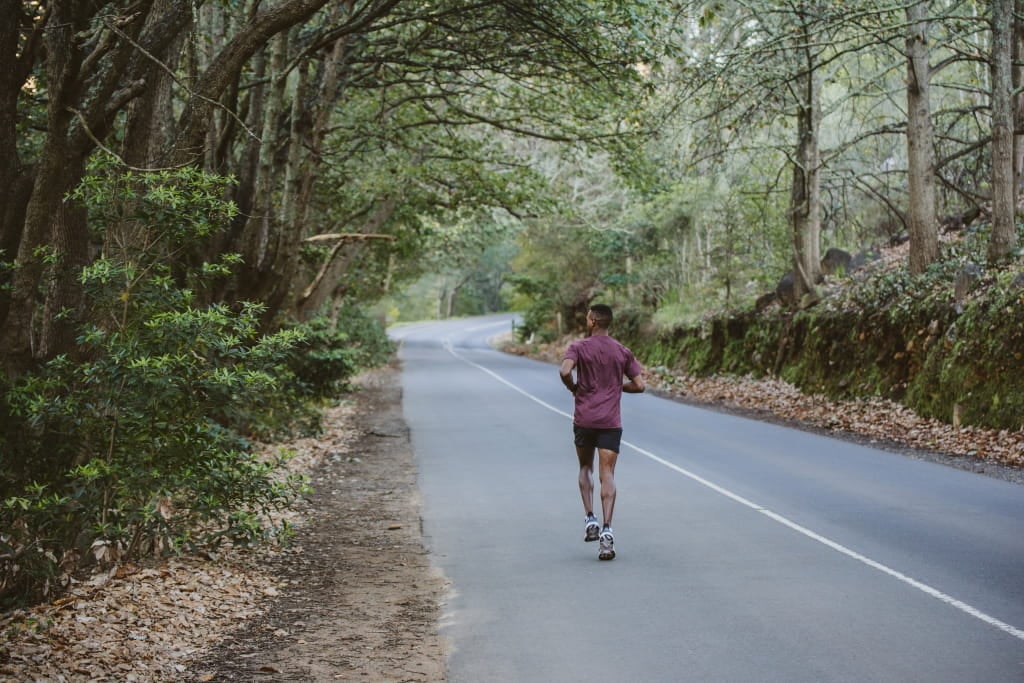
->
[647, 369, 1024, 474]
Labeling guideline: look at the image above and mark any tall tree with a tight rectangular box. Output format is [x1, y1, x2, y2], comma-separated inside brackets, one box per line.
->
[988, 0, 1018, 263]
[905, 0, 940, 274]
[2, 0, 197, 371]
[787, 3, 824, 302]
[0, 0, 668, 378]
[1015, 0, 1024, 189]
[0, 0, 329, 374]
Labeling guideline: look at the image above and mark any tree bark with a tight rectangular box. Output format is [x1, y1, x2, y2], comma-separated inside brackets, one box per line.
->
[905, 1, 940, 274]
[272, 7, 354, 320]
[1014, 0, 1024, 191]
[989, 0, 1018, 263]
[0, 0, 38, 292]
[237, 31, 290, 305]
[168, 0, 330, 166]
[114, 0, 193, 263]
[236, 1, 358, 322]
[788, 17, 822, 303]
[1, 1, 87, 372]
[121, 0, 192, 170]
[266, 50, 311, 318]
[0, 0, 196, 373]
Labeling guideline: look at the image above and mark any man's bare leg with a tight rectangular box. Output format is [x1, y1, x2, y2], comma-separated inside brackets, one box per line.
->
[576, 446, 595, 516]
[597, 448, 618, 528]
[578, 446, 602, 542]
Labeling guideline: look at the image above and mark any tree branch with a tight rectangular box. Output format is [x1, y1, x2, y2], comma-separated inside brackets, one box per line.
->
[304, 232, 395, 243]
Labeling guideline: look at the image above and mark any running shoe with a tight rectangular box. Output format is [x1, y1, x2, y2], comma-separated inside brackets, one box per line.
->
[598, 529, 615, 560]
[584, 514, 600, 542]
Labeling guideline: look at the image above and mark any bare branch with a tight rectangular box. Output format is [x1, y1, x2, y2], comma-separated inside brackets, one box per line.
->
[67, 107, 191, 172]
[304, 232, 395, 243]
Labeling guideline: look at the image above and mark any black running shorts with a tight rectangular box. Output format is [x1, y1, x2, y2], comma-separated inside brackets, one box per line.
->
[573, 425, 623, 453]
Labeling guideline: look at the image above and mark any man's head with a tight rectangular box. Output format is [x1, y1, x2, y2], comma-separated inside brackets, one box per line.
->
[587, 304, 613, 331]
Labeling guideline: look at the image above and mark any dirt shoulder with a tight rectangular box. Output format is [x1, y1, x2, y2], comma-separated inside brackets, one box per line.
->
[192, 363, 448, 682]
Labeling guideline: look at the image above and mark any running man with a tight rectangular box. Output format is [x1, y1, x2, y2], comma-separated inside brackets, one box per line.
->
[559, 304, 645, 560]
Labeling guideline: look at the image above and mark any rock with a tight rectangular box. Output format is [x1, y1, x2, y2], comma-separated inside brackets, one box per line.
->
[941, 206, 982, 233]
[954, 262, 983, 312]
[851, 248, 880, 271]
[775, 272, 796, 307]
[821, 248, 853, 276]
[755, 291, 778, 312]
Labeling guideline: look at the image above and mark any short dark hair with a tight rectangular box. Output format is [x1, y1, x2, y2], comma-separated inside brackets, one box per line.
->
[589, 304, 612, 328]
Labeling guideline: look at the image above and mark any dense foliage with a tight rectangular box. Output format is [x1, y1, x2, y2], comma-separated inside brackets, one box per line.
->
[506, 0, 1022, 342]
[0, 167, 393, 605]
[0, 0, 667, 604]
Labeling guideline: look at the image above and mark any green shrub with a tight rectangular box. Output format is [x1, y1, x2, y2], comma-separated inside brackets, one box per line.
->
[0, 263, 311, 605]
[0, 165, 312, 606]
[286, 309, 395, 400]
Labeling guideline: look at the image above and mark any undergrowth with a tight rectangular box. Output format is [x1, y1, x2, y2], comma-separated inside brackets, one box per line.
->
[0, 166, 394, 607]
[624, 228, 1024, 433]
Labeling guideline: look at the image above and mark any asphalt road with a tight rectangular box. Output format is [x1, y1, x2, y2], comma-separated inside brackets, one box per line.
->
[393, 314, 1024, 682]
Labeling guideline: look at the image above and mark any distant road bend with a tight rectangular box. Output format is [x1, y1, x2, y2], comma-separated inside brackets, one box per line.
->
[394, 314, 1024, 682]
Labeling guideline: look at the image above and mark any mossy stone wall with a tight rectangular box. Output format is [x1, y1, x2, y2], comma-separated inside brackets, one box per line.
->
[619, 290, 1024, 431]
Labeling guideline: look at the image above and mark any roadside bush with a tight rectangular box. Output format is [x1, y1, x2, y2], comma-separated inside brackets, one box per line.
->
[0, 166, 311, 606]
[0, 265, 314, 606]
[506, 273, 560, 342]
[286, 309, 395, 400]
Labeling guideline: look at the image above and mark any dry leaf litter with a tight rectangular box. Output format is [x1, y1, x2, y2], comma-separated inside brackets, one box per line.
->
[1, 395, 360, 682]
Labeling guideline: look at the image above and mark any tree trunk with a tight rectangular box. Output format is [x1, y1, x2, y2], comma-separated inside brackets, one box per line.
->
[249, 3, 356, 322]
[905, 1, 940, 274]
[625, 255, 634, 299]
[445, 284, 457, 319]
[237, 31, 289, 306]
[0, 0, 35, 306]
[277, 5, 354, 318]
[989, 0, 1018, 263]
[168, 0, 330, 166]
[0, 3, 86, 372]
[789, 26, 822, 303]
[0, 0, 198, 374]
[39, 163, 91, 359]
[115, 1, 192, 263]
[263, 52, 311, 319]
[1014, 0, 1024, 191]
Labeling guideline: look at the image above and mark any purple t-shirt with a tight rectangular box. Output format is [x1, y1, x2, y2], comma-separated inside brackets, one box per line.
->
[564, 335, 642, 429]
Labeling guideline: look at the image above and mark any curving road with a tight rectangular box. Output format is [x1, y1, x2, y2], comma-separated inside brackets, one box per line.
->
[393, 314, 1024, 682]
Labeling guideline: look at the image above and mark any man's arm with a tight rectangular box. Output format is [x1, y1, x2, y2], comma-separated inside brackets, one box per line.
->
[559, 358, 577, 394]
[623, 372, 646, 394]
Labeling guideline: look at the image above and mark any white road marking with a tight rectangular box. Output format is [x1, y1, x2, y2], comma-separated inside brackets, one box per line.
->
[446, 340, 1024, 643]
